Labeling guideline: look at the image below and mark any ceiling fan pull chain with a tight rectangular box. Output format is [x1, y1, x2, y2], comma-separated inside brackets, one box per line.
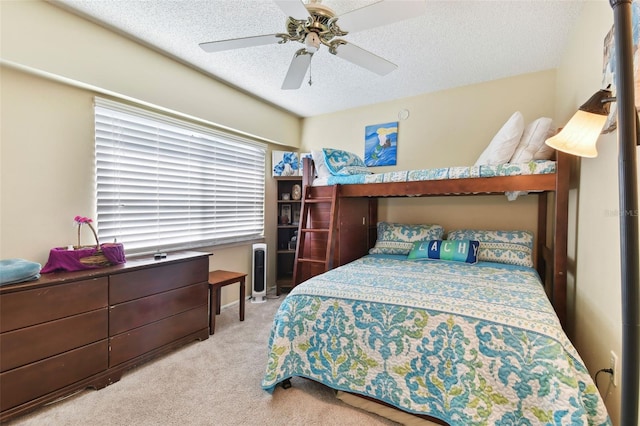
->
[308, 56, 313, 86]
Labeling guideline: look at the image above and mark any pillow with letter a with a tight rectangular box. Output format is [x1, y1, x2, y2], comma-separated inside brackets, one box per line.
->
[407, 240, 480, 264]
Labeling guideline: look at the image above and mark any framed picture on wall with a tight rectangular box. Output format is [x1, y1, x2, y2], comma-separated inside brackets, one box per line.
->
[364, 121, 398, 167]
[272, 151, 299, 176]
[280, 204, 291, 225]
[601, 0, 640, 133]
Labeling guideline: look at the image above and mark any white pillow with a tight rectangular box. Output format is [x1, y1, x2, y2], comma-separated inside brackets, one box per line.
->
[474, 112, 525, 166]
[533, 129, 557, 160]
[510, 117, 555, 163]
[311, 150, 331, 179]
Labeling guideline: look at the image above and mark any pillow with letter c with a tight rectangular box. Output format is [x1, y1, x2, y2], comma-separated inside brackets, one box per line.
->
[407, 240, 480, 264]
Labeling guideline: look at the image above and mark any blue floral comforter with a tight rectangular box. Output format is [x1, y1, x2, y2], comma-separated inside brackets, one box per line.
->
[325, 160, 556, 185]
[262, 255, 610, 426]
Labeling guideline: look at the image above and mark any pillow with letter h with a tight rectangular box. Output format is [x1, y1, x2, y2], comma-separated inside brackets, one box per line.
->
[407, 240, 480, 264]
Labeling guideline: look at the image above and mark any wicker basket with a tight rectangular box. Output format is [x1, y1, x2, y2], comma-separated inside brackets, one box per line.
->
[76, 220, 111, 266]
[41, 217, 126, 274]
[77, 247, 111, 266]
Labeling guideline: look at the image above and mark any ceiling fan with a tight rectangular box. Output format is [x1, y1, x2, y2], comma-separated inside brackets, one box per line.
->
[199, 0, 426, 90]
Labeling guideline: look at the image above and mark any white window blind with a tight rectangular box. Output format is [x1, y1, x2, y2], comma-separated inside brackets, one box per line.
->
[94, 98, 265, 253]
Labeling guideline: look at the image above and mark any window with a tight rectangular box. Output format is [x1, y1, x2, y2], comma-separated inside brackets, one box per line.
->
[94, 98, 265, 253]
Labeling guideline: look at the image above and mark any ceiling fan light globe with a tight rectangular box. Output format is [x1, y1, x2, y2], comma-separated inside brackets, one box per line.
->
[305, 32, 320, 53]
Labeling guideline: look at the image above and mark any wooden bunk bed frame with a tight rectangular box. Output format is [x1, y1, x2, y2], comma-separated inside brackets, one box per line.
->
[298, 152, 570, 328]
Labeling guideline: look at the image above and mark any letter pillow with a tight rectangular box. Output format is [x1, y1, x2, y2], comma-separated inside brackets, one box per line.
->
[407, 240, 480, 264]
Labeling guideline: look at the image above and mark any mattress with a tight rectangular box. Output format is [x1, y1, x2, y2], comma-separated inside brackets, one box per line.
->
[262, 254, 610, 426]
[312, 160, 556, 186]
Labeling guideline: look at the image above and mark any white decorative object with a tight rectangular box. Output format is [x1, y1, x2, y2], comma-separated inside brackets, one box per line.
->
[291, 184, 302, 200]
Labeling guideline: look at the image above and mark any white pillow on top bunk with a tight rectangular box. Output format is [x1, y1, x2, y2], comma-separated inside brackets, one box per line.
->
[509, 117, 556, 163]
[474, 111, 525, 166]
[532, 130, 557, 160]
[311, 150, 332, 179]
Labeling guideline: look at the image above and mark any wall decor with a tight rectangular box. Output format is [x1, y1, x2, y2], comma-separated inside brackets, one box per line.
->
[364, 121, 398, 167]
[601, 0, 639, 133]
[272, 151, 299, 176]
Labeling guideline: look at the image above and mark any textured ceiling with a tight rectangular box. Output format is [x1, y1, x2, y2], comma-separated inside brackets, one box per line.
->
[53, 0, 586, 117]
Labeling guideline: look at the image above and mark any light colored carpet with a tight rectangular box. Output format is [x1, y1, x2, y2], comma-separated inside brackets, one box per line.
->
[7, 294, 399, 426]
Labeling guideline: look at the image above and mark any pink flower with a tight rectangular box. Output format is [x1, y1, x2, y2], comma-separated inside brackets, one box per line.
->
[74, 216, 98, 248]
[74, 216, 93, 224]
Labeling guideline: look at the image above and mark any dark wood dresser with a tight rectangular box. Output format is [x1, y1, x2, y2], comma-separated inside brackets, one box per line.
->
[0, 251, 210, 422]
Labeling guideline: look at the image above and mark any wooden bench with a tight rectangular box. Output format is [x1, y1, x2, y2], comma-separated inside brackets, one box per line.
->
[208, 270, 246, 335]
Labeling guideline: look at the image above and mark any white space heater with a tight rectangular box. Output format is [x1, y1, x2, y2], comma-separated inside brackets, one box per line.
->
[251, 243, 267, 303]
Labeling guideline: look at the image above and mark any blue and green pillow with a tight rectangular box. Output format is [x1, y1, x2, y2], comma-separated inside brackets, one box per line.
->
[408, 240, 480, 264]
[369, 222, 444, 255]
[322, 148, 370, 176]
[447, 229, 534, 268]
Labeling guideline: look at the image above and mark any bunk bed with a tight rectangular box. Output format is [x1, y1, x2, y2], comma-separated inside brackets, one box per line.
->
[262, 151, 611, 425]
[297, 152, 569, 326]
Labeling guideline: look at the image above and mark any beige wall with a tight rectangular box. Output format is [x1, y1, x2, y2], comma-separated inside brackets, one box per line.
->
[0, 1, 302, 307]
[555, 2, 638, 424]
[301, 70, 557, 237]
[1, 1, 301, 147]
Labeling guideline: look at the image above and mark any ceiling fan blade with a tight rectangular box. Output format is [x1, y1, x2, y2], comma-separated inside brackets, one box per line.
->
[273, 0, 311, 20]
[337, 0, 426, 34]
[199, 34, 282, 53]
[282, 49, 312, 90]
[331, 42, 397, 76]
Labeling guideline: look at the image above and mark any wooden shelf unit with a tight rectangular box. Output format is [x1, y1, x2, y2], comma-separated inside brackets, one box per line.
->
[275, 176, 303, 295]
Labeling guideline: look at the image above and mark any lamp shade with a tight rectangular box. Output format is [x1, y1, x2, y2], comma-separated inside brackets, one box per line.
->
[545, 110, 607, 158]
[545, 88, 612, 158]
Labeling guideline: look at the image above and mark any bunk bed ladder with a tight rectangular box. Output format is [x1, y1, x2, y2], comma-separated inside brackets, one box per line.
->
[292, 185, 339, 287]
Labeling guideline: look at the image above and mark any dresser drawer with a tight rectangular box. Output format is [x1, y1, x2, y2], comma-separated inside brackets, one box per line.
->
[0, 340, 108, 412]
[109, 283, 207, 336]
[0, 309, 108, 372]
[0, 278, 108, 333]
[109, 305, 207, 367]
[110, 257, 208, 304]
